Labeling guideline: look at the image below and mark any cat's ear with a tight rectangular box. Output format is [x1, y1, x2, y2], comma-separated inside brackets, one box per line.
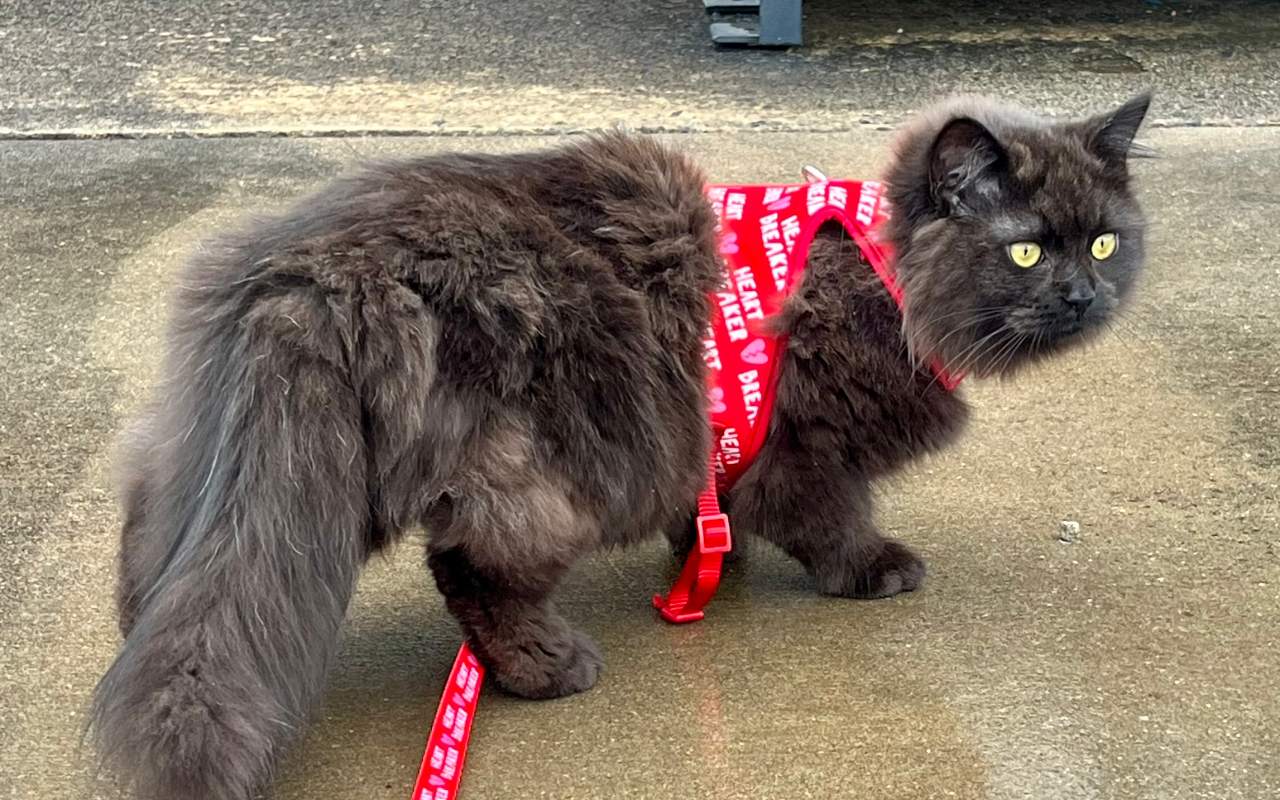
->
[928, 117, 1006, 215]
[1083, 91, 1153, 166]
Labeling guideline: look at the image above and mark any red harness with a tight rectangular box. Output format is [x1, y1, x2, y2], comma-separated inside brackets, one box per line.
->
[415, 174, 963, 799]
[651, 177, 962, 624]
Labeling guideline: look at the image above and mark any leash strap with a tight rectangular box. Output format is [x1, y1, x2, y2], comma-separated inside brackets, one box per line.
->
[410, 643, 484, 800]
[651, 449, 732, 624]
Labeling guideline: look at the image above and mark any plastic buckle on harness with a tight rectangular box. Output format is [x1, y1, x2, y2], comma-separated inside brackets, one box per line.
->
[652, 512, 733, 624]
[696, 513, 732, 554]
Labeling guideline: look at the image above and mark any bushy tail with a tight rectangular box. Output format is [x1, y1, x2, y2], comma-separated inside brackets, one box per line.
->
[90, 279, 370, 800]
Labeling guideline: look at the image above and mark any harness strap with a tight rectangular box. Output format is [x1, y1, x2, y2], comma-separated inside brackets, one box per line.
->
[651, 448, 732, 624]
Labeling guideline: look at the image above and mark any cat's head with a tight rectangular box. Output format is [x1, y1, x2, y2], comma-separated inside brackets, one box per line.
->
[883, 92, 1151, 378]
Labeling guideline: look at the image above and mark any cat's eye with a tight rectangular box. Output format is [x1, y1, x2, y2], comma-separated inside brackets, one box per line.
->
[1008, 241, 1043, 268]
[1091, 232, 1118, 261]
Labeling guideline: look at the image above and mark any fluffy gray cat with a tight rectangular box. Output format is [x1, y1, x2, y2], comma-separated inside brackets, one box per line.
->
[90, 93, 1151, 799]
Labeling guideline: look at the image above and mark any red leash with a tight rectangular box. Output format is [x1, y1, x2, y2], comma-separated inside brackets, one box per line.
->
[410, 644, 484, 800]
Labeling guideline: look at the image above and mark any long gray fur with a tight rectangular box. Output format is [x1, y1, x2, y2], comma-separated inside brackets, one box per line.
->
[91, 95, 1151, 799]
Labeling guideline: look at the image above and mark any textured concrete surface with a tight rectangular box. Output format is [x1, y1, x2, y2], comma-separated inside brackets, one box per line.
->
[2, 0, 1280, 136]
[2, 129, 1278, 800]
[2, 1, 1279, 799]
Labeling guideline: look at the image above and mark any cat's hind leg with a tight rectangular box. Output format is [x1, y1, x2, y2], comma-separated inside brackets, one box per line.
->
[425, 450, 603, 699]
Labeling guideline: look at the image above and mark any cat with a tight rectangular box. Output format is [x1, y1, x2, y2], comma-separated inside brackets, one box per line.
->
[90, 92, 1151, 799]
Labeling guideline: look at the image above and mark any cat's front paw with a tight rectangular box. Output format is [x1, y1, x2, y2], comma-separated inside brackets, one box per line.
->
[817, 538, 926, 599]
[489, 628, 604, 700]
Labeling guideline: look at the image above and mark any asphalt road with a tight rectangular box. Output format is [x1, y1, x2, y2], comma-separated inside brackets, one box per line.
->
[1, 2, 1278, 799]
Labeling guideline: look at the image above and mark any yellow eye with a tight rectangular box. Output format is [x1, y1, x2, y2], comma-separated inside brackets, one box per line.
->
[1008, 241, 1043, 268]
[1091, 232, 1118, 261]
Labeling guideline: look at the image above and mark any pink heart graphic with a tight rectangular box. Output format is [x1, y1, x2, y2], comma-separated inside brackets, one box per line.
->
[428, 775, 445, 787]
[767, 198, 791, 212]
[719, 232, 739, 255]
[708, 386, 728, 414]
[740, 339, 768, 365]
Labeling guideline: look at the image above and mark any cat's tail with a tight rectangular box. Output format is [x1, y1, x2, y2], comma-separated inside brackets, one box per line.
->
[89, 276, 370, 800]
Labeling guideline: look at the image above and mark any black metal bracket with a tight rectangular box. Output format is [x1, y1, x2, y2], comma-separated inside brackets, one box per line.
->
[704, 0, 803, 48]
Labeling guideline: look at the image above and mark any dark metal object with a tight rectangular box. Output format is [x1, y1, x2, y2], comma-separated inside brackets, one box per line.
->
[704, 0, 802, 48]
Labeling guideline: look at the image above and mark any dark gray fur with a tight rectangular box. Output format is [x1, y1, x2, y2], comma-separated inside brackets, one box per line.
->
[90, 94, 1151, 799]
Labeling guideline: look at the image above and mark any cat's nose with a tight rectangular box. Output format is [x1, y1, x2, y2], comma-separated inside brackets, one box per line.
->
[1064, 283, 1096, 318]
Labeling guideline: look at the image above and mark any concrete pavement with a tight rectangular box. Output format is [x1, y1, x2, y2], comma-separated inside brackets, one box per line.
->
[3, 128, 1278, 800]
[1, 2, 1278, 799]
[3, 1, 1280, 136]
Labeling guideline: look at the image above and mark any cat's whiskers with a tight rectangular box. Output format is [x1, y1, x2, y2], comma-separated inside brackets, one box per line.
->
[920, 321, 1010, 393]
[1097, 317, 1149, 363]
[1027, 328, 1044, 363]
[928, 309, 1007, 350]
[991, 332, 1029, 376]
[954, 323, 1016, 377]
[904, 307, 1006, 369]
[964, 335, 1010, 377]
[904, 305, 1007, 341]
[937, 315, 1008, 368]
[1109, 308, 1154, 347]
